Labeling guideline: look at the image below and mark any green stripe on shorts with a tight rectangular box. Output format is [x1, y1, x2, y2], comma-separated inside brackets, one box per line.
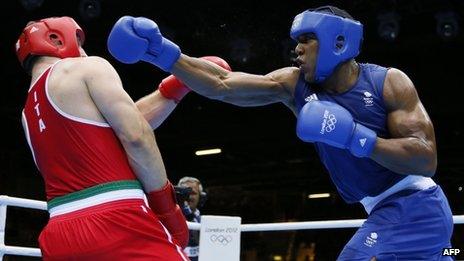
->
[47, 180, 142, 210]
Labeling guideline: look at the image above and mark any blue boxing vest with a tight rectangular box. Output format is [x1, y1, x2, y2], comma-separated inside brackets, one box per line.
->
[294, 63, 406, 203]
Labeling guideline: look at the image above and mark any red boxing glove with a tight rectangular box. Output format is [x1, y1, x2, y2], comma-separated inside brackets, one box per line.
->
[158, 56, 231, 103]
[158, 75, 189, 103]
[147, 181, 189, 248]
[201, 56, 232, 71]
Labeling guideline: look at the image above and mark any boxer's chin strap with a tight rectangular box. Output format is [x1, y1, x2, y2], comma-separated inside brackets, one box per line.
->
[146, 181, 189, 248]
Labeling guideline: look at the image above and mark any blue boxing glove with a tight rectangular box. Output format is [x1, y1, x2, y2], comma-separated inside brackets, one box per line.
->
[296, 100, 377, 157]
[107, 16, 180, 71]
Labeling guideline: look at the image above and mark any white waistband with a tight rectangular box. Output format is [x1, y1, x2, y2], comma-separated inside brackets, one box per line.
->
[49, 189, 145, 217]
[360, 175, 436, 214]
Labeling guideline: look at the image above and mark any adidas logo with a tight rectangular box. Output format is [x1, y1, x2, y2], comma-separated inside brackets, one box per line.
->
[304, 94, 318, 103]
[359, 138, 367, 147]
[30, 26, 39, 33]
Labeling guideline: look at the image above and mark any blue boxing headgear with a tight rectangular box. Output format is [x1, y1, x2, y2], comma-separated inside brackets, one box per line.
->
[290, 6, 363, 83]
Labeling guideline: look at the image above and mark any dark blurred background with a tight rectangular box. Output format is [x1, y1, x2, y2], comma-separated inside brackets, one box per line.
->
[1, 0, 463, 260]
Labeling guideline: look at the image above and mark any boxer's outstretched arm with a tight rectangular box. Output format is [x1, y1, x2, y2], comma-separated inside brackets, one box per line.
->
[107, 17, 297, 112]
[83, 57, 168, 191]
[370, 68, 437, 177]
[171, 54, 299, 112]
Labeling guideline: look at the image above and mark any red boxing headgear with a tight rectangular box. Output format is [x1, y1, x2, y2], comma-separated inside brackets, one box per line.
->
[15, 16, 85, 69]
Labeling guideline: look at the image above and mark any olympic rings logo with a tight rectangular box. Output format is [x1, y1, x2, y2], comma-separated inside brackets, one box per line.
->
[325, 114, 337, 132]
[210, 234, 233, 245]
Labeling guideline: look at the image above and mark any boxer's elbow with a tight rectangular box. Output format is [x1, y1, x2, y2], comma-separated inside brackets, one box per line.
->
[118, 122, 154, 149]
[412, 149, 437, 177]
[402, 138, 436, 177]
[119, 131, 145, 149]
[419, 141, 437, 177]
[421, 154, 437, 177]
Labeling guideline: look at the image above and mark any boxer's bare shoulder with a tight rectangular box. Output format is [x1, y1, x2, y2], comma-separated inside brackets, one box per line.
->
[46, 56, 119, 124]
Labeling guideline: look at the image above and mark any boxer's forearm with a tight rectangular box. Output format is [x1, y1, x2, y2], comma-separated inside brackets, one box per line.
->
[171, 54, 228, 98]
[171, 55, 287, 106]
[136, 90, 177, 130]
[120, 123, 168, 192]
[370, 137, 437, 177]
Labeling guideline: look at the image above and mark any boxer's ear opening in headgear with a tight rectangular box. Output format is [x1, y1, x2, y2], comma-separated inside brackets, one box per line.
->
[49, 34, 63, 46]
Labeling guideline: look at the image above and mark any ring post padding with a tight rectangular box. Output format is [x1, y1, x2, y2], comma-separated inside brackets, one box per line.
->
[199, 215, 241, 261]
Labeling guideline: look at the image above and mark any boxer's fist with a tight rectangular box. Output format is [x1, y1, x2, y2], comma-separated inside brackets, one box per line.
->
[107, 16, 180, 71]
[147, 181, 189, 248]
[107, 16, 148, 64]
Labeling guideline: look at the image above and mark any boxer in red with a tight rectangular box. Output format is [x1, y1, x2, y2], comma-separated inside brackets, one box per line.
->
[16, 16, 230, 260]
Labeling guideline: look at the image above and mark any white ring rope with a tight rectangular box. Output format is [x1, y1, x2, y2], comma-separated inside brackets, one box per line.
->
[0, 196, 47, 210]
[1, 195, 463, 258]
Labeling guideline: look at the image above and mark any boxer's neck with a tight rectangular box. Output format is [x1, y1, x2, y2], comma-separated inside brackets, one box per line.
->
[30, 56, 60, 83]
[321, 60, 360, 94]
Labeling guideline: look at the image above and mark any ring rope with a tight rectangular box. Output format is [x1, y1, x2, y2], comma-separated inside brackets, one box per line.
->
[1, 195, 463, 258]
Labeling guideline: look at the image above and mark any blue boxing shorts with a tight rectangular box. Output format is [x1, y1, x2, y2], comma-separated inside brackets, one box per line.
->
[338, 185, 453, 261]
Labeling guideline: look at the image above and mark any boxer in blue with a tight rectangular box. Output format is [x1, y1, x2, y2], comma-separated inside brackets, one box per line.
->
[106, 5, 454, 260]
